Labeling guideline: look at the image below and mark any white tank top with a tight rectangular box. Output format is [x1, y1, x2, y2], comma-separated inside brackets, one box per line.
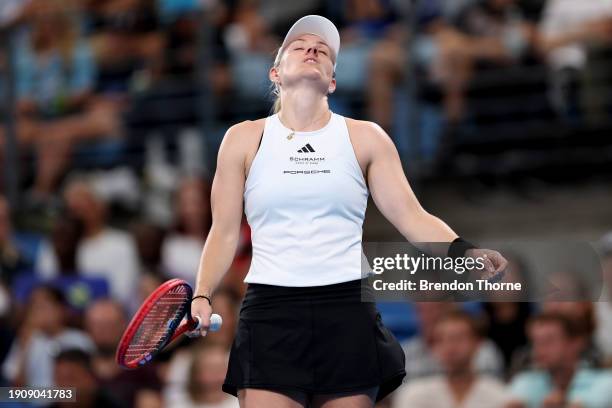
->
[243, 112, 369, 286]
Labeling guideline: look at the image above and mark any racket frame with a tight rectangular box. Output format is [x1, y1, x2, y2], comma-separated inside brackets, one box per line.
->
[115, 278, 198, 369]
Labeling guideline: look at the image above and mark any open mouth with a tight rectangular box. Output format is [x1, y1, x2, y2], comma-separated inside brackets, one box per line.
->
[303, 58, 318, 64]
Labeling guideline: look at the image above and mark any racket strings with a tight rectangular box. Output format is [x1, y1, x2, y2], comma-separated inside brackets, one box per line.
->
[124, 290, 189, 361]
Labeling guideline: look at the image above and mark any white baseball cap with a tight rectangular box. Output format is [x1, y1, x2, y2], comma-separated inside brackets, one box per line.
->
[276, 15, 340, 69]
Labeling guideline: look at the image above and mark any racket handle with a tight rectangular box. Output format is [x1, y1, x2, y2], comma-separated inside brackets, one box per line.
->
[193, 314, 223, 332]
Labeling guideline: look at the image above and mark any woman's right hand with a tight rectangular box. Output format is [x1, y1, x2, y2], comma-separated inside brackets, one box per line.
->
[191, 297, 213, 337]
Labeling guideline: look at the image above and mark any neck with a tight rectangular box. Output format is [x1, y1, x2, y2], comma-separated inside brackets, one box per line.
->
[447, 370, 475, 386]
[550, 361, 577, 391]
[278, 86, 330, 131]
[84, 221, 104, 237]
[45, 326, 63, 337]
[447, 370, 476, 403]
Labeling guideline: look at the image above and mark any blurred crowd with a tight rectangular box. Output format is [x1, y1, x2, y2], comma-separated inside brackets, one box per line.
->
[1, 0, 612, 199]
[3, 186, 612, 408]
[2, 0, 612, 407]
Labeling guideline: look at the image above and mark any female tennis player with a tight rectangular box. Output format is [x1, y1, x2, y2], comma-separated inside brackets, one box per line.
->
[191, 15, 507, 408]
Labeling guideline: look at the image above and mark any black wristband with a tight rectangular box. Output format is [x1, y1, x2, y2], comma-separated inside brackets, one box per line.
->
[192, 295, 212, 306]
[448, 237, 477, 258]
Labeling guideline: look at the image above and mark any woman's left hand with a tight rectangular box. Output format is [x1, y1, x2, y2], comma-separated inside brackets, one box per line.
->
[465, 248, 508, 282]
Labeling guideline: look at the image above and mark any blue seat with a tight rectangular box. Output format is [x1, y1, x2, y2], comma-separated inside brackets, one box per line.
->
[11, 232, 45, 265]
[376, 301, 484, 342]
[12, 274, 110, 311]
[376, 302, 419, 342]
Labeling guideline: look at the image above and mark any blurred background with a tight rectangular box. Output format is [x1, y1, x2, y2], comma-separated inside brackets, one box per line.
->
[1, 0, 612, 407]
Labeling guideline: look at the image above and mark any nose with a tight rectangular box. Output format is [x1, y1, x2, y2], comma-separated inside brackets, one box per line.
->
[306, 46, 318, 56]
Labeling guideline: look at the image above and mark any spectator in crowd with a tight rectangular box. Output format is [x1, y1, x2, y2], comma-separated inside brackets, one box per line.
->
[0, 196, 31, 285]
[485, 302, 532, 376]
[483, 253, 534, 374]
[84, 299, 162, 407]
[223, 0, 279, 116]
[536, 0, 612, 121]
[0, 0, 35, 28]
[156, 0, 232, 92]
[1, 0, 121, 201]
[161, 177, 211, 283]
[508, 301, 603, 379]
[543, 301, 603, 367]
[165, 342, 237, 408]
[452, 0, 539, 92]
[138, 270, 165, 302]
[64, 180, 140, 306]
[596, 232, 612, 364]
[155, 0, 201, 79]
[402, 302, 504, 381]
[160, 176, 249, 294]
[40, 180, 140, 308]
[365, 19, 406, 133]
[50, 348, 126, 408]
[368, 0, 538, 130]
[131, 221, 165, 275]
[1, 285, 94, 387]
[328, 0, 398, 113]
[36, 216, 83, 278]
[507, 311, 612, 408]
[0, 282, 15, 379]
[393, 310, 510, 408]
[85, 0, 164, 93]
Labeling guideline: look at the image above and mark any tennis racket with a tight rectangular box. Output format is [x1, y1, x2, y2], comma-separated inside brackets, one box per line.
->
[116, 278, 222, 369]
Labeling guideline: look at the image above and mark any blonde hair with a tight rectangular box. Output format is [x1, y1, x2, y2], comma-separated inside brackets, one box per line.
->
[271, 46, 283, 114]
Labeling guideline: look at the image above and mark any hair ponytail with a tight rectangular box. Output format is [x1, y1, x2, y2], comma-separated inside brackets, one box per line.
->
[270, 46, 283, 114]
[273, 97, 282, 113]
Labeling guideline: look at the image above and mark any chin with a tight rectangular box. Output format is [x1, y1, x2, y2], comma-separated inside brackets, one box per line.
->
[299, 67, 324, 78]
[293, 71, 328, 85]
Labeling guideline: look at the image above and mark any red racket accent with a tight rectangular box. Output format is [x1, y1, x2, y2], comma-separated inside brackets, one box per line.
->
[116, 279, 198, 369]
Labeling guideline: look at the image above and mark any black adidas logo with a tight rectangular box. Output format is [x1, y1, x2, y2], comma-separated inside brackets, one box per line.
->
[297, 143, 315, 153]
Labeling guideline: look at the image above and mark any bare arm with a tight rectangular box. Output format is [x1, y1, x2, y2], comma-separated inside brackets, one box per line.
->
[356, 121, 457, 253]
[536, 26, 602, 54]
[191, 122, 252, 333]
[351, 120, 506, 273]
[536, 18, 612, 55]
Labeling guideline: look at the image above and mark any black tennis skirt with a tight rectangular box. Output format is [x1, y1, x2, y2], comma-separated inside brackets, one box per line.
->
[222, 279, 406, 402]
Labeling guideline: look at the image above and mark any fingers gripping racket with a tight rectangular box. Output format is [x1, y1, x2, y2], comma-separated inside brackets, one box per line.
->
[116, 278, 222, 369]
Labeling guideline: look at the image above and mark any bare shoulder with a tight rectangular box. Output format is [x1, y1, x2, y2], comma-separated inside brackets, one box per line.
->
[222, 118, 266, 147]
[231, 118, 266, 133]
[218, 118, 266, 161]
[344, 117, 397, 160]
